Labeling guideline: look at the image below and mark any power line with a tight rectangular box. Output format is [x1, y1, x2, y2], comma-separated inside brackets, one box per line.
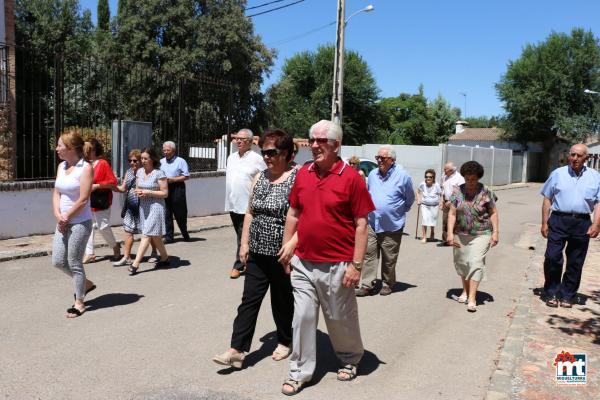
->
[246, 0, 305, 18]
[269, 20, 336, 46]
[246, 0, 289, 10]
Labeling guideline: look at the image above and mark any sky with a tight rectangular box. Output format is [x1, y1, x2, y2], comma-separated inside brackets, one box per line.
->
[80, 0, 600, 118]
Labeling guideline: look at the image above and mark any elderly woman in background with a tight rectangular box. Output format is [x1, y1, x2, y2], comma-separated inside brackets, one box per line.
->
[348, 155, 366, 182]
[83, 138, 121, 264]
[128, 148, 170, 275]
[52, 130, 96, 318]
[416, 168, 443, 243]
[114, 149, 144, 266]
[447, 161, 499, 312]
[213, 128, 297, 369]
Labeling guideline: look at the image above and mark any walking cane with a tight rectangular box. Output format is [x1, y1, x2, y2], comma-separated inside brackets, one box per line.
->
[414, 204, 420, 239]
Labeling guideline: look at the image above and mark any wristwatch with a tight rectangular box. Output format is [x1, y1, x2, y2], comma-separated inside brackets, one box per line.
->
[351, 261, 363, 272]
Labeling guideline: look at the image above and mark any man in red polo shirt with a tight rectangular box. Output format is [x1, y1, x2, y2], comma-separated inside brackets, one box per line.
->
[279, 120, 375, 396]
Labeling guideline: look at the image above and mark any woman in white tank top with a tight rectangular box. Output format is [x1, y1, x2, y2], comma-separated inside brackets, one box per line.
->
[52, 131, 96, 318]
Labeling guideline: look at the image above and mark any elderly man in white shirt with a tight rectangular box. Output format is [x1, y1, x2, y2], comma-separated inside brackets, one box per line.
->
[441, 162, 465, 243]
[225, 128, 266, 279]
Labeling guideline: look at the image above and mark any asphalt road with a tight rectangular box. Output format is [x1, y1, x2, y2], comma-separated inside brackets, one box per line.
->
[0, 185, 542, 400]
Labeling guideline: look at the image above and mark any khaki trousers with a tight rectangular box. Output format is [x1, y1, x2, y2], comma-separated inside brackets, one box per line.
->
[288, 256, 364, 383]
[442, 204, 450, 242]
[359, 226, 403, 288]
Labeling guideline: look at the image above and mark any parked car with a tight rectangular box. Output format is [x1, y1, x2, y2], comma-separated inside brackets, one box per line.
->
[303, 157, 378, 177]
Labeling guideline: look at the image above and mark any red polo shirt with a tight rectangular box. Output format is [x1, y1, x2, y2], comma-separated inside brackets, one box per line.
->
[289, 158, 375, 262]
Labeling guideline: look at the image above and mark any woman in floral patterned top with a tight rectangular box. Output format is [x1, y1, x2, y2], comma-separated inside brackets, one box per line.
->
[447, 161, 499, 312]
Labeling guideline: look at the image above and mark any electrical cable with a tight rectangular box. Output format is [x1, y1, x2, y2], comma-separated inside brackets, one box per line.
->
[246, 0, 289, 10]
[246, 0, 305, 18]
[269, 20, 336, 46]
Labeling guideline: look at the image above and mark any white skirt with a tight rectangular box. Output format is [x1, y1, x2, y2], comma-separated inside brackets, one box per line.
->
[420, 204, 439, 227]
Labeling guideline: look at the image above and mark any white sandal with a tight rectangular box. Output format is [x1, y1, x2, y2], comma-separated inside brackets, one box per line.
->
[272, 344, 292, 361]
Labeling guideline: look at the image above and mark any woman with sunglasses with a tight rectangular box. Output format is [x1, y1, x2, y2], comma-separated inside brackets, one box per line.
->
[128, 148, 170, 275]
[416, 169, 443, 243]
[114, 149, 147, 266]
[213, 129, 297, 369]
[348, 155, 366, 183]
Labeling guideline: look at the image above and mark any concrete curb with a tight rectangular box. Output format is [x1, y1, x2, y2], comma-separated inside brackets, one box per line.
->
[485, 236, 543, 400]
[0, 223, 232, 263]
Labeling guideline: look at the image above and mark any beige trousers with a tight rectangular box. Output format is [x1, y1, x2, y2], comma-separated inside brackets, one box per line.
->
[288, 255, 364, 383]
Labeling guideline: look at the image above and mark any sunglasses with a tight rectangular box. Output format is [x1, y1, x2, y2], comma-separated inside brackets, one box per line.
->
[308, 137, 334, 145]
[261, 148, 282, 158]
[129, 159, 140, 163]
[425, 175, 434, 179]
[375, 156, 391, 161]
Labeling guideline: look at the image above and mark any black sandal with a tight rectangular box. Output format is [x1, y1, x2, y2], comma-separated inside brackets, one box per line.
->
[281, 379, 303, 396]
[66, 306, 85, 318]
[128, 265, 139, 276]
[337, 364, 357, 381]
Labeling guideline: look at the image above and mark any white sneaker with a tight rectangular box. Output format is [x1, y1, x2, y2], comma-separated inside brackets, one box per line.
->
[113, 257, 132, 266]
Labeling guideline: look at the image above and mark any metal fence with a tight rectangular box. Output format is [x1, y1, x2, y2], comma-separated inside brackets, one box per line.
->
[14, 46, 233, 180]
[445, 145, 514, 186]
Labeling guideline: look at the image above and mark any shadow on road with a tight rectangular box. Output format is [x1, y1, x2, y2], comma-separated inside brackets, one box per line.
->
[85, 293, 144, 312]
[135, 256, 191, 275]
[445, 288, 494, 306]
[545, 289, 600, 345]
[215, 329, 384, 380]
[368, 280, 417, 295]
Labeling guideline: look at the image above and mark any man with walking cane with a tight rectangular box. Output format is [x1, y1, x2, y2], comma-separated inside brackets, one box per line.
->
[355, 145, 414, 297]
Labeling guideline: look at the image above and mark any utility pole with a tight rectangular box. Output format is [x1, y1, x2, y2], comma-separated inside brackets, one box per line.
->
[331, 0, 346, 126]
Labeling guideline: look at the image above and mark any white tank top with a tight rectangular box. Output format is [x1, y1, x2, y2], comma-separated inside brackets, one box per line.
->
[54, 159, 93, 224]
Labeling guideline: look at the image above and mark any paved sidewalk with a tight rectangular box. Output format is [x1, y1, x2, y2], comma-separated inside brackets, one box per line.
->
[0, 213, 232, 262]
[487, 234, 600, 399]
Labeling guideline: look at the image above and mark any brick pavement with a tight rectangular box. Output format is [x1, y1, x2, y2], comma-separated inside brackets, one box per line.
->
[487, 235, 600, 399]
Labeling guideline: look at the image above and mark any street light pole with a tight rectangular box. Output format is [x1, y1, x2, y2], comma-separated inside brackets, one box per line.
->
[460, 92, 467, 119]
[331, 3, 374, 127]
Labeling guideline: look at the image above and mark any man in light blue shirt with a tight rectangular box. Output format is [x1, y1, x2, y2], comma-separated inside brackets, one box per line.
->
[540, 144, 600, 308]
[160, 141, 191, 243]
[356, 145, 414, 297]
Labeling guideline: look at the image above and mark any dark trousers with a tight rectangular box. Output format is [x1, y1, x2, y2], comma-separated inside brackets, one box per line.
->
[230, 253, 294, 352]
[543, 213, 591, 301]
[165, 182, 189, 240]
[230, 212, 246, 270]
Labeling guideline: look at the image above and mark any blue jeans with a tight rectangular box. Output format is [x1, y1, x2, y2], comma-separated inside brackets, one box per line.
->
[543, 213, 591, 301]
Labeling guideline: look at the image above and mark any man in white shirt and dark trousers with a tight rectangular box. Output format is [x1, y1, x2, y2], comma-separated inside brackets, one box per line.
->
[441, 162, 465, 244]
[225, 129, 266, 279]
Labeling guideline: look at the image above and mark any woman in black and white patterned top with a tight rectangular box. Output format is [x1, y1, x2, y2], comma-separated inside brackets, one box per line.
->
[213, 129, 297, 369]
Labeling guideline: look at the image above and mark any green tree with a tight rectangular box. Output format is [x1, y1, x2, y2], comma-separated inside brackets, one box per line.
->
[265, 46, 380, 144]
[496, 28, 600, 146]
[428, 95, 461, 143]
[97, 0, 110, 31]
[114, 0, 274, 130]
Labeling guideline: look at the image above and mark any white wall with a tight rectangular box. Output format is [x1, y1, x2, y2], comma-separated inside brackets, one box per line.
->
[342, 144, 444, 186]
[0, 174, 226, 239]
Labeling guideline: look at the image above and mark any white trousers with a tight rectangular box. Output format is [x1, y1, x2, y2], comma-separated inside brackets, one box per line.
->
[288, 255, 364, 383]
[85, 208, 118, 255]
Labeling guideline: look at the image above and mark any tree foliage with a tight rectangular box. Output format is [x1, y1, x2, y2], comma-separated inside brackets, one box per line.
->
[496, 28, 600, 145]
[113, 0, 274, 129]
[376, 87, 460, 145]
[97, 0, 110, 31]
[265, 46, 380, 144]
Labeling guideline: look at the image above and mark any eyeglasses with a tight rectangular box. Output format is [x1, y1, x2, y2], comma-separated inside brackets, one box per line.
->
[234, 136, 251, 142]
[261, 148, 282, 158]
[308, 137, 334, 145]
[129, 159, 139, 163]
[425, 175, 434, 179]
[375, 156, 391, 162]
